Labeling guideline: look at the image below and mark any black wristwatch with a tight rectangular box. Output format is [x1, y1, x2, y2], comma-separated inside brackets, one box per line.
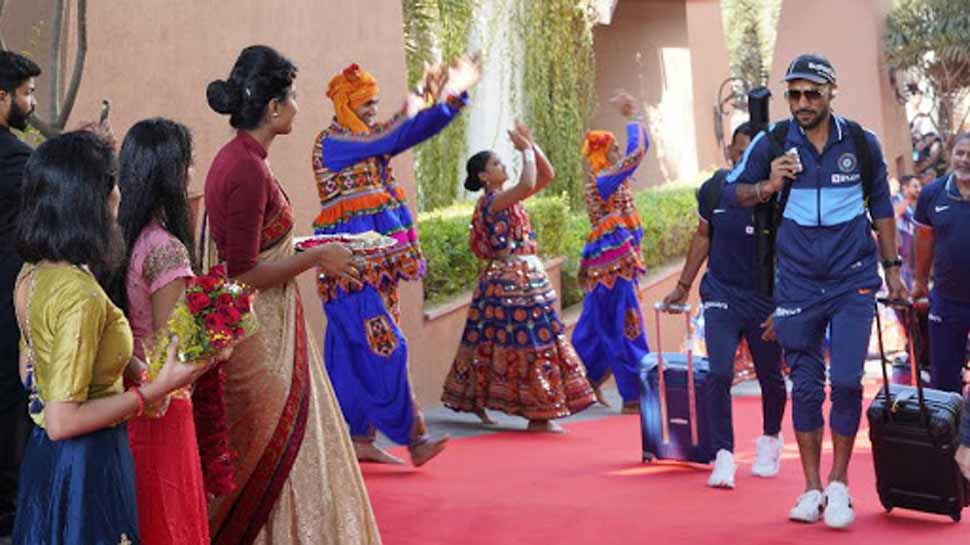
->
[881, 257, 903, 269]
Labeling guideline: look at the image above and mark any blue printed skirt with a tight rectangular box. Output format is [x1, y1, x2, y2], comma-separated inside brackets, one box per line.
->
[442, 255, 596, 420]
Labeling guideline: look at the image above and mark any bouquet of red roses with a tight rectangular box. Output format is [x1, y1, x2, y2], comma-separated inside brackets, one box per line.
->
[147, 263, 257, 379]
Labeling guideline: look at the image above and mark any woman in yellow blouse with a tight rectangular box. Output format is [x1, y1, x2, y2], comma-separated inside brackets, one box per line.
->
[10, 131, 212, 545]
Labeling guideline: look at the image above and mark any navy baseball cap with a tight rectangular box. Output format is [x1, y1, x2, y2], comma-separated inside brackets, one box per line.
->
[783, 54, 836, 85]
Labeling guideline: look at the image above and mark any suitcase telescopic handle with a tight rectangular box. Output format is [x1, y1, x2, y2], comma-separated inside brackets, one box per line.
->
[875, 297, 928, 426]
[655, 302, 691, 315]
[652, 302, 699, 447]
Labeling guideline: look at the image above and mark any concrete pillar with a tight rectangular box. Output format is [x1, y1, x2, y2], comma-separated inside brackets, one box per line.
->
[770, 0, 913, 178]
[686, 0, 732, 172]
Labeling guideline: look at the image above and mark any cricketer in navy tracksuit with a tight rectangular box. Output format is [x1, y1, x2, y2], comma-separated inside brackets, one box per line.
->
[697, 171, 787, 453]
[913, 174, 970, 393]
[726, 115, 894, 438]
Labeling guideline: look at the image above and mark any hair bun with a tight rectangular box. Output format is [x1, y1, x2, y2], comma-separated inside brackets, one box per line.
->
[464, 176, 483, 192]
[206, 79, 242, 115]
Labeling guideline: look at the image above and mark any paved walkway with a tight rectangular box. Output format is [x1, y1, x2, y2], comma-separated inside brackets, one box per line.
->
[381, 377, 786, 446]
[381, 356, 893, 446]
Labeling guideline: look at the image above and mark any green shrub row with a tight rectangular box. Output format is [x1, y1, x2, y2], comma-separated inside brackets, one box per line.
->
[417, 185, 699, 308]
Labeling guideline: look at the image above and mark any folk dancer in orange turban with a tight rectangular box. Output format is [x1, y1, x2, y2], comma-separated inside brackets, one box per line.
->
[325, 63, 380, 135]
[572, 92, 651, 414]
[313, 56, 480, 466]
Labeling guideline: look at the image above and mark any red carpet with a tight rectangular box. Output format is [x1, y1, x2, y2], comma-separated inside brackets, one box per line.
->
[362, 395, 966, 545]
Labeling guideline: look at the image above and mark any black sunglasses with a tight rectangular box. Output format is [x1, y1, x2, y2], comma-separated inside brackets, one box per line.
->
[785, 89, 825, 101]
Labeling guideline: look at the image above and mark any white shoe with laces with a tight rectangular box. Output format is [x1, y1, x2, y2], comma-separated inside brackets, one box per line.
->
[823, 481, 855, 529]
[707, 449, 736, 489]
[788, 489, 824, 523]
[751, 434, 783, 477]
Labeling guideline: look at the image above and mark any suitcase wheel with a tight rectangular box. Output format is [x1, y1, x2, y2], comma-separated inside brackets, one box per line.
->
[951, 512, 961, 523]
[642, 452, 656, 463]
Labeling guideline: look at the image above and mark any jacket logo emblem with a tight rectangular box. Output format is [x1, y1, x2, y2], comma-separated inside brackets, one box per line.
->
[838, 152, 857, 173]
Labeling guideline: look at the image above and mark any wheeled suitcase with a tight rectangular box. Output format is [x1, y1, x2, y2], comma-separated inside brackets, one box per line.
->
[639, 302, 713, 464]
[867, 298, 970, 522]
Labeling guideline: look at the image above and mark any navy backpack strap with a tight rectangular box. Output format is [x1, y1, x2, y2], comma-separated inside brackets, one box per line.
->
[844, 119, 874, 204]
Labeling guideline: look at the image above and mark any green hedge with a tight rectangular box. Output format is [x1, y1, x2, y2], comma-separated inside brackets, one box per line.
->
[417, 186, 699, 308]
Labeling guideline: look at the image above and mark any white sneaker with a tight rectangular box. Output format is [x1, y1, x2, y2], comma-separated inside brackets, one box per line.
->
[751, 434, 783, 477]
[789, 489, 824, 523]
[707, 449, 736, 489]
[823, 481, 855, 529]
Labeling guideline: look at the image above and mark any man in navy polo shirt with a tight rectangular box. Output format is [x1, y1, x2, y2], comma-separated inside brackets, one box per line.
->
[912, 133, 970, 393]
[663, 121, 787, 490]
[725, 53, 906, 529]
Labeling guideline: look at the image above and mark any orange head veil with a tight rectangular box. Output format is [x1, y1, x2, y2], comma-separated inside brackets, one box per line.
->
[326, 63, 380, 134]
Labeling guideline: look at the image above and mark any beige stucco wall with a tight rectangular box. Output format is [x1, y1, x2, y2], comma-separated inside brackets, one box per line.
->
[594, 0, 693, 187]
[1, 0, 57, 121]
[594, 0, 733, 185]
[770, 0, 913, 177]
[685, 0, 731, 172]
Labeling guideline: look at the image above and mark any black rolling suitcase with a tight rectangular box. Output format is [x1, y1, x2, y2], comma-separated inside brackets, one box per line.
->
[867, 298, 970, 522]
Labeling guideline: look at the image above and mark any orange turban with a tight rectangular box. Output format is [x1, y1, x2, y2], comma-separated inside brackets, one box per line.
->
[326, 63, 380, 134]
[582, 130, 615, 174]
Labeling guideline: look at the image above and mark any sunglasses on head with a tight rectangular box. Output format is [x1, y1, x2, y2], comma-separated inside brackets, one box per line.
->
[785, 89, 825, 101]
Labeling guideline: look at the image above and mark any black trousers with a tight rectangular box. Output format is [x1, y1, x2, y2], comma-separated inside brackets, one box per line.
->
[0, 399, 29, 536]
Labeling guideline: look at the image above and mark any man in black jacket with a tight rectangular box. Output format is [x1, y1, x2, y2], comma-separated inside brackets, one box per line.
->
[0, 50, 40, 538]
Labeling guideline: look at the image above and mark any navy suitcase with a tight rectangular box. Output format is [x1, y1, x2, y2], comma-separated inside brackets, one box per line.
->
[867, 299, 970, 522]
[639, 303, 714, 464]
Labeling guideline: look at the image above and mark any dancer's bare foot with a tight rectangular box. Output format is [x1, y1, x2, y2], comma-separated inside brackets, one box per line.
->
[409, 435, 449, 467]
[526, 419, 565, 433]
[621, 401, 640, 415]
[594, 385, 612, 408]
[353, 441, 405, 465]
[475, 408, 496, 425]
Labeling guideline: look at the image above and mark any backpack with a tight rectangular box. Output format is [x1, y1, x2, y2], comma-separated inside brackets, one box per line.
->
[753, 118, 874, 296]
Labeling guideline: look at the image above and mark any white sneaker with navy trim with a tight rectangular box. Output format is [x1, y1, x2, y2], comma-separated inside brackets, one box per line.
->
[789, 489, 824, 523]
[823, 481, 855, 529]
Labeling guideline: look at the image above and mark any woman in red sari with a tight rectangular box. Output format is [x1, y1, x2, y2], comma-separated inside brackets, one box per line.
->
[203, 45, 381, 545]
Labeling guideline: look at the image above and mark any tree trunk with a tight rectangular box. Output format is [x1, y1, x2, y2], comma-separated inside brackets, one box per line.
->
[0, 0, 8, 51]
[939, 95, 954, 146]
[49, 0, 65, 120]
[56, 0, 86, 128]
[18, 0, 89, 140]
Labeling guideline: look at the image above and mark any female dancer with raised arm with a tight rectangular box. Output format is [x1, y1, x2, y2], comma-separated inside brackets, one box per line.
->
[442, 122, 596, 432]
